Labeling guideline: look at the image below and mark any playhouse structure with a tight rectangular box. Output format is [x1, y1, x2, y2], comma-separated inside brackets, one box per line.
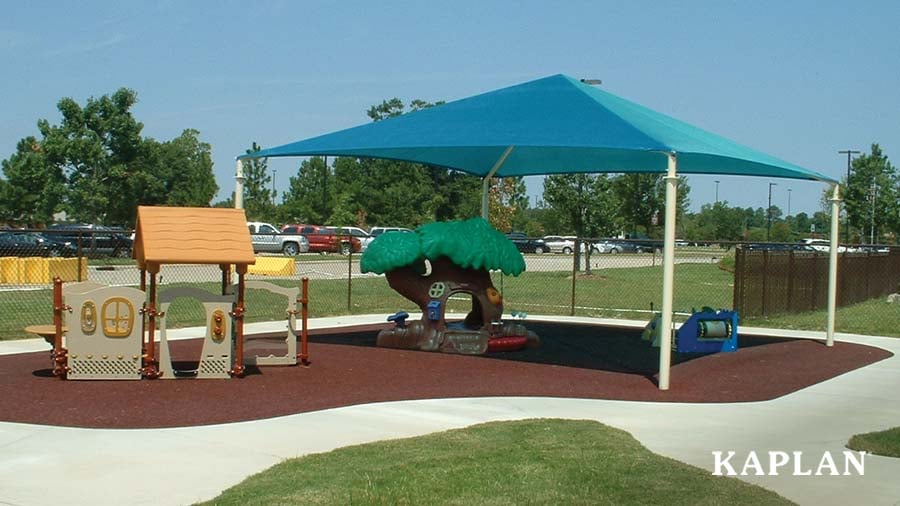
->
[360, 218, 538, 355]
[48, 206, 309, 380]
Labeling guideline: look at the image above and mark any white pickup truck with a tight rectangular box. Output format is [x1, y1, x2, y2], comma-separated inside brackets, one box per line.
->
[247, 222, 310, 256]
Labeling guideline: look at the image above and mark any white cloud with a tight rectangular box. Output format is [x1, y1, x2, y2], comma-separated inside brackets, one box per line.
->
[43, 32, 129, 59]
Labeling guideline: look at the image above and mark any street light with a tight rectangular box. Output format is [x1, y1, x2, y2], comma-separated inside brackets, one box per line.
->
[271, 168, 277, 205]
[839, 149, 860, 243]
[787, 188, 792, 217]
[767, 182, 777, 241]
[714, 180, 720, 204]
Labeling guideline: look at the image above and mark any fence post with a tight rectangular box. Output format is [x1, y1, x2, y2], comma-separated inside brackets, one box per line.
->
[732, 246, 743, 314]
[347, 250, 353, 313]
[786, 250, 794, 313]
[570, 249, 577, 316]
[761, 250, 769, 317]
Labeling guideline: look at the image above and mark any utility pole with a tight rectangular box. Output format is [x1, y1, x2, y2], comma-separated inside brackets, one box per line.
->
[870, 181, 877, 244]
[714, 180, 720, 204]
[322, 156, 328, 222]
[767, 182, 777, 241]
[271, 168, 277, 205]
[787, 188, 792, 217]
[838, 149, 860, 243]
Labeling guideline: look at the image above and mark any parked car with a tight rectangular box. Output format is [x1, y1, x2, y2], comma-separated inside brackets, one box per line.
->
[0, 231, 77, 257]
[369, 226, 413, 239]
[248, 222, 310, 256]
[330, 226, 373, 251]
[45, 223, 133, 258]
[595, 239, 646, 254]
[282, 224, 361, 255]
[543, 235, 598, 254]
[505, 233, 546, 254]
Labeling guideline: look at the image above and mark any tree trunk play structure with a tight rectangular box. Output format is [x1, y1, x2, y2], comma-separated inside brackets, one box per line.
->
[360, 218, 539, 355]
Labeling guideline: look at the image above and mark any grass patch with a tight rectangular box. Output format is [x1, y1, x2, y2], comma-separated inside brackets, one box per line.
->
[198, 419, 793, 506]
[848, 426, 900, 458]
[2, 262, 899, 340]
[742, 298, 900, 338]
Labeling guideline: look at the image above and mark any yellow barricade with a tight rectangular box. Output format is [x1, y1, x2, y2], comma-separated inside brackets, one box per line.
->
[247, 257, 295, 277]
[23, 257, 49, 284]
[0, 257, 22, 283]
[48, 258, 88, 282]
[0, 257, 88, 284]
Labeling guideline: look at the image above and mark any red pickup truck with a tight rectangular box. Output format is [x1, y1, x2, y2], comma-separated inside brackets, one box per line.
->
[281, 225, 361, 255]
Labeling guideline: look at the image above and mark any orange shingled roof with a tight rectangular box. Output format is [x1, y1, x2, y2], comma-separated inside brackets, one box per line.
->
[134, 206, 256, 269]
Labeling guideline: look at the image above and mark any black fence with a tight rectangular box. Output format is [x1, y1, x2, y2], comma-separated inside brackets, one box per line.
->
[733, 245, 900, 317]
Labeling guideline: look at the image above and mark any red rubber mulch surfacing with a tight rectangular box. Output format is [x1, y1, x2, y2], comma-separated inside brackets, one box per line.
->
[0, 322, 891, 429]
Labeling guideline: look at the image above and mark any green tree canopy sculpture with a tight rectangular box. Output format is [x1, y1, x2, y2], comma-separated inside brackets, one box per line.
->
[360, 217, 525, 276]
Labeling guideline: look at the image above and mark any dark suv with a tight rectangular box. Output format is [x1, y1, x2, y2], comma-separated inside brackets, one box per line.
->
[46, 223, 134, 258]
[505, 233, 547, 254]
[0, 231, 78, 257]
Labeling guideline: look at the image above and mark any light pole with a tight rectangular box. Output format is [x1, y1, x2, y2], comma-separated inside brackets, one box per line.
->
[838, 149, 860, 243]
[870, 180, 877, 244]
[767, 182, 777, 241]
[271, 168, 277, 205]
[714, 180, 720, 204]
[787, 188, 792, 217]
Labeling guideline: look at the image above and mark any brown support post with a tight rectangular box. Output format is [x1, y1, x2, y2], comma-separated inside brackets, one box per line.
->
[142, 267, 161, 378]
[230, 264, 247, 377]
[51, 277, 69, 378]
[221, 264, 232, 296]
[299, 277, 310, 366]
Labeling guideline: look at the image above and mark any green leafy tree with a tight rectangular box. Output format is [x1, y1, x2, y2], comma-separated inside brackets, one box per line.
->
[488, 177, 528, 232]
[612, 173, 690, 237]
[0, 136, 66, 225]
[2, 88, 218, 227]
[241, 142, 275, 221]
[280, 156, 333, 224]
[684, 202, 748, 241]
[844, 144, 898, 243]
[543, 174, 619, 272]
[37, 89, 145, 224]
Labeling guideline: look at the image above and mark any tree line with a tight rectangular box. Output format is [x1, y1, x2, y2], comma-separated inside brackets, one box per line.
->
[3, 89, 897, 244]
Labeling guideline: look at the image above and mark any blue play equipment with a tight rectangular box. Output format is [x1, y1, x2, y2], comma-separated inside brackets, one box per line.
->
[387, 311, 410, 328]
[676, 308, 739, 353]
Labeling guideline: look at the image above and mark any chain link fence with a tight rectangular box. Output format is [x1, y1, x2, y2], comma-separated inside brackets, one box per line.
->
[1, 229, 897, 341]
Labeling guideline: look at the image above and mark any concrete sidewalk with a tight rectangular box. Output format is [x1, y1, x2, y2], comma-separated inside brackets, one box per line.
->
[1, 317, 898, 506]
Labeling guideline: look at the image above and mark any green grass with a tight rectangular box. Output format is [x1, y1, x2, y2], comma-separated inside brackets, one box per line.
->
[848, 426, 900, 458]
[198, 419, 793, 506]
[742, 298, 900, 338]
[3, 262, 899, 340]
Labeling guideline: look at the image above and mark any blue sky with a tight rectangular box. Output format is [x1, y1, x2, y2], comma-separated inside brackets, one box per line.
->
[2, 0, 898, 217]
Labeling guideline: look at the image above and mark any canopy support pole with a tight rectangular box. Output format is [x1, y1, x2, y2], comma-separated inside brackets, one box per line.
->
[235, 159, 246, 210]
[481, 146, 514, 219]
[826, 184, 841, 347]
[658, 153, 678, 390]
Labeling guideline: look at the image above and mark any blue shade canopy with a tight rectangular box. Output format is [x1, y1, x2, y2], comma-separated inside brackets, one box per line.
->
[240, 74, 834, 183]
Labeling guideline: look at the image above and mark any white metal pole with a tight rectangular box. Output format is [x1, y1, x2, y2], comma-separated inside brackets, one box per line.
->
[481, 146, 515, 220]
[235, 159, 246, 210]
[658, 153, 678, 390]
[826, 183, 841, 347]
